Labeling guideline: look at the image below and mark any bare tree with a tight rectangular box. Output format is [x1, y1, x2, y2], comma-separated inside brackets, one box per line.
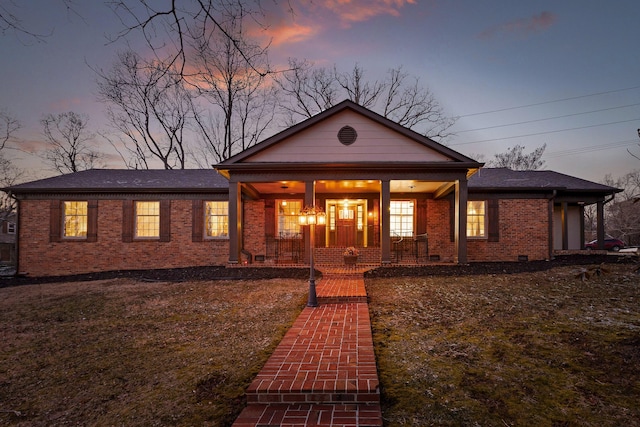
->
[1, 0, 78, 42]
[40, 112, 104, 174]
[602, 171, 640, 246]
[488, 144, 547, 170]
[0, 109, 20, 150]
[277, 61, 456, 139]
[0, 109, 24, 216]
[189, 1, 276, 163]
[97, 51, 192, 169]
[277, 58, 340, 126]
[629, 128, 640, 161]
[107, 0, 276, 80]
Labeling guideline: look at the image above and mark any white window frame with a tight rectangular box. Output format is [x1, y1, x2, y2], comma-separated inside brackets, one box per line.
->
[467, 200, 487, 238]
[63, 201, 88, 239]
[390, 200, 414, 237]
[205, 201, 229, 239]
[277, 200, 302, 238]
[135, 201, 160, 239]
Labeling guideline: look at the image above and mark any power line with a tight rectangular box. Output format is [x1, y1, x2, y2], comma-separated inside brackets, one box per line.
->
[456, 103, 640, 133]
[458, 85, 640, 118]
[450, 118, 640, 147]
[544, 139, 638, 159]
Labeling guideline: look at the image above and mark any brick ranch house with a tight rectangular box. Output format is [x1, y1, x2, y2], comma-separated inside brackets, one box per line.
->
[4, 101, 619, 277]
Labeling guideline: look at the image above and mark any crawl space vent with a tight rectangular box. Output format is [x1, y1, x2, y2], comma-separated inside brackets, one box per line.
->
[338, 125, 357, 146]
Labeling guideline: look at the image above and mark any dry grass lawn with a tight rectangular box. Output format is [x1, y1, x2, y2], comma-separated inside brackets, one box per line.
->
[0, 278, 307, 426]
[1, 262, 638, 427]
[367, 264, 640, 426]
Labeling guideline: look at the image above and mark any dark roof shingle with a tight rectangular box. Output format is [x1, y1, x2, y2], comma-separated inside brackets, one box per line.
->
[469, 168, 619, 193]
[5, 169, 229, 193]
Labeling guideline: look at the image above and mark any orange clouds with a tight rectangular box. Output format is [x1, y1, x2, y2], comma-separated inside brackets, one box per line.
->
[266, 22, 318, 47]
[258, 0, 417, 47]
[478, 11, 557, 39]
[321, 0, 417, 25]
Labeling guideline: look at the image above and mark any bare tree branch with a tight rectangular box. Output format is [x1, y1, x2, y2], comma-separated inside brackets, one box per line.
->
[40, 112, 104, 174]
[488, 144, 547, 170]
[96, 50, 192, 169]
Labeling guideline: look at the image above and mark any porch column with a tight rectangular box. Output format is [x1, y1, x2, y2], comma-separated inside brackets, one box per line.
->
[561, 202, 569, 250]
[228, 180, 242, 264]
[304, 181, 315, 264]
[596, 200, 605, 250]
[454, 179, 468, 264]
[381, 179, 391, 264]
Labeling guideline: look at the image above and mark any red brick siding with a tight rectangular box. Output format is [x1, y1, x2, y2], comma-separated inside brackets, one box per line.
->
[18, 199, 228, 277]
[243, 200, 266, 260]
[426, 199, 455, 262]
[467, 199, 549, 261]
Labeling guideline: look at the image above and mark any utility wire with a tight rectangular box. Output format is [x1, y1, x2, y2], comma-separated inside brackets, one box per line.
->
[456, 103, 640, 133]
[450, 118, 640, 146]
[458, 85, 640, 117]
[544, 139, 638, 159]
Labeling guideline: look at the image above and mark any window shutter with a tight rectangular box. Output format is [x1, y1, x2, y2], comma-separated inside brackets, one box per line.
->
[49, 200, 62, 243]
[416, 199, 428, 235]
[488, 199, 500, 242]
[122, 200, 133, 242]
[192, 200, 204, 242]
[159, 200, 171, 242]
[264, 199, 275, 237]
[87, 200, 98, 242]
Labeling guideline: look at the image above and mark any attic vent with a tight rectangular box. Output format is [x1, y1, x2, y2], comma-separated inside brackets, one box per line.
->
[338, 126, 357, 146]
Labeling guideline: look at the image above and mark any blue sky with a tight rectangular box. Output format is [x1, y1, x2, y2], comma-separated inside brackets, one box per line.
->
[1, 0, 639, 183]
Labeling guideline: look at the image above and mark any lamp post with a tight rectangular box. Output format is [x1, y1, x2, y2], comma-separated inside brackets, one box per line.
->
[299, 205, 326, 307]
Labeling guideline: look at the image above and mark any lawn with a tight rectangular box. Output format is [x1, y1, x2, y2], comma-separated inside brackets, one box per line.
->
[1, 263, 638, 426]
[0, 277, 307, 426]
[366, 263, 640, 426]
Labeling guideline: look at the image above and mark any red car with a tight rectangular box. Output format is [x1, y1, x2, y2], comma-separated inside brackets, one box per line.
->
[585, 239, 625, 251]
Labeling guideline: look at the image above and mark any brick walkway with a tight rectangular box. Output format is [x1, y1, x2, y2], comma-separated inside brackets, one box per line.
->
[233, 266, 382, 427]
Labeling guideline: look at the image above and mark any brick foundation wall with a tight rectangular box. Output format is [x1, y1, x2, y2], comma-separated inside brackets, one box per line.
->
[18, 199, 228, 277]
[467, 199, 549, 262]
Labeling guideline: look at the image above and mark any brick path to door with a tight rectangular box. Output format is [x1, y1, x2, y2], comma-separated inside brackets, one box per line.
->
[232, 266, 383, 427]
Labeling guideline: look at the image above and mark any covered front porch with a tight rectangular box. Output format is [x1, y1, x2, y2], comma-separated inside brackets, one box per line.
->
[223, 171, 478, 266]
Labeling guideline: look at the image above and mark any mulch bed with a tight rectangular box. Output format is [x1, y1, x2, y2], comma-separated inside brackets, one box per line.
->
[1, 254, 635, 288]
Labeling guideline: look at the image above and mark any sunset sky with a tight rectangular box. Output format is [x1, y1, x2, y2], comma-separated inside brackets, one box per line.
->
[1, 0, 639, 184]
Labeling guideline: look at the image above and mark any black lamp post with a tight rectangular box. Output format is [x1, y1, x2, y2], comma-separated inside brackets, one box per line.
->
[299, 205, 326, 307]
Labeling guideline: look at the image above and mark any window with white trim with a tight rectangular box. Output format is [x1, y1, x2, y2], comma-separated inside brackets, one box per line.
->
[390, 200, 414, 237]
[135, 201, 160, 238]
[277, 200, 302, 237]
[205, 201, 228, 238]
[467, 201, 486, 238]
[63, 201, 88, 238]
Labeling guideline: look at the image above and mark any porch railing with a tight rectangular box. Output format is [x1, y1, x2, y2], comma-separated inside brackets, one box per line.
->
[391, 233, 429, 263]
[266, 234, 303, 264]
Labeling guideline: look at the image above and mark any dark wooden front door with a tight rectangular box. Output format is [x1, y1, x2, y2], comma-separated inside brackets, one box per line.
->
[337, 207, 356, 247]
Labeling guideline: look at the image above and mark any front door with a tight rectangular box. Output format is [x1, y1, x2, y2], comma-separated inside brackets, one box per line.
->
[337, 206, 356, 247]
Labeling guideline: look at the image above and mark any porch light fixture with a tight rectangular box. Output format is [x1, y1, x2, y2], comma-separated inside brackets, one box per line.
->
[298, 205, 326, 307]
